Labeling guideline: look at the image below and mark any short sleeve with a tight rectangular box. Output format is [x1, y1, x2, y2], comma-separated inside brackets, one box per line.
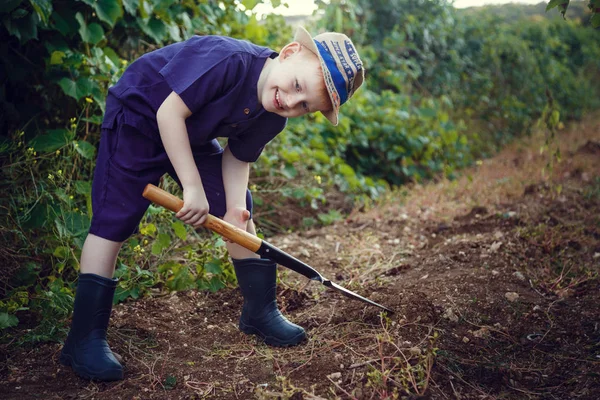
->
[159, 45, 245, 114]
[228, 117, 287, 162]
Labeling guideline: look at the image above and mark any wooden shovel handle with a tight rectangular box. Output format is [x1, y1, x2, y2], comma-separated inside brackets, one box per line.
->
[142, 184, 262, 253]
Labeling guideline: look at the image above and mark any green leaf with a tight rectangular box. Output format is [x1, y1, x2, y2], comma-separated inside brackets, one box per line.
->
[50, 50, 65, 64]
[57, 77, 94, 100]
[57, 77, 78, 99]
[51, 9, 77, 36]
[140, 223, 156, 236]
[102, 46, 120, 66]
[592, 13, 600, 28]
[53, 245, 69, 258]
[4, 10, 38, 42]
[171, 220, 187, 241]
[281, 164, 298, 179]
[75, 140, 96, 159]
[11, 262, 40, 287]
[0, 313, 19, 330]
[74, 180, 91, 195]
[75, 12, 105, 44]
[137, 16, 167, 43]
[151, 233, 171, 255]
[92, 0, 123, 27]
[55, 211, 90, 238]
[418, 107, 437, 118]
[164, 375, 177, 390]
[168, 265, 194, 291]
[29, 129, 71, 152]
[242, 0, 260, 10]
[123, 0, 139, 15]
[12, 8, 28, 18]
[166, 21, 181, 42]
[29, 0, 53, 25]
[204, 260, 222, 275]
[545, 0, 562, 10]
[207, 276, 225, 292]
[545, 0, 569, 15]
[0, 0, 23, 13]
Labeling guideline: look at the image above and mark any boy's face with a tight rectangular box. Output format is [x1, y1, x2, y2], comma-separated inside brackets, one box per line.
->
[259, 43, 331, 119]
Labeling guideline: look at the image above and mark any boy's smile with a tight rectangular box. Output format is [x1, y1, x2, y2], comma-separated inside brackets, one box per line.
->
[258, 42, 331, 119]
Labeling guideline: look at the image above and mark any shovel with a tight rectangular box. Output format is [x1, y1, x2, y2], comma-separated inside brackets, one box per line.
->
[142, 184, 393, 314]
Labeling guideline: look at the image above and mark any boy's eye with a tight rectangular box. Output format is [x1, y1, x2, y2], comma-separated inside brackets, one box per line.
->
[302, 102, 309, 111]
[295, 80, 301, 92]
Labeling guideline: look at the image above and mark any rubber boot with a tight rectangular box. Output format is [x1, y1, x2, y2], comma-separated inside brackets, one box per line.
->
[59, 273, 123, 381]
[233, 258, 306, 347]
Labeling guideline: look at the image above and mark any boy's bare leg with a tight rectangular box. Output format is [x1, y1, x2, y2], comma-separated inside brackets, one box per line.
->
[226, 219, 260, 260]
[80, 234, 123, 278]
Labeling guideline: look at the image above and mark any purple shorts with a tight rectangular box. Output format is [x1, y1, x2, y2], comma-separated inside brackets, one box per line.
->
[89, 112, 253, 242]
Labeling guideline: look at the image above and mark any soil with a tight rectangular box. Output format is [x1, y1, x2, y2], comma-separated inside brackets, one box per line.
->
[1, 116, 599, 399]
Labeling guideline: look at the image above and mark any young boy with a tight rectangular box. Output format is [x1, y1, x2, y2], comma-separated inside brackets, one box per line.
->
[59, 26, 364, 381]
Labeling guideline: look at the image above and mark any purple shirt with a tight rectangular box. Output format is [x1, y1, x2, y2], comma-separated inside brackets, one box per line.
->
[101, 36, 287, 162]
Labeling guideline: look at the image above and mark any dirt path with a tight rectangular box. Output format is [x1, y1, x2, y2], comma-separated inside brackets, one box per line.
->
[2, 116, 599, 399]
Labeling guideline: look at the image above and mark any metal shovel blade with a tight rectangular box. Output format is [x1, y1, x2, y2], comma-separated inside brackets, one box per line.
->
[323, 280, 394, 313]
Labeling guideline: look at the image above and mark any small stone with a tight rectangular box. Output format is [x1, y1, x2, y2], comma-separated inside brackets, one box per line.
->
[299, 249, 310, 257]
[327, 372, 342, 380]
[471, 327, 489, 338]
[492, 270, 500, 276]
[513, 271, 526, 281]
[494, 231, 504, 239]
[443, 308, 459, 322]
[505, 292, 519, 302]
[490, 241, 503, 252]
[582, 172, 590, 182]
[207, 325, 216, 329]
[409, 347, 422, 356]
[462, 336, 470, 343]
[112, 352, 123, 363]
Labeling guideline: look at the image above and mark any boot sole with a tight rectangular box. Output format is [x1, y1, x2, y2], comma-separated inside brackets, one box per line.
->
[240, 323, 306, 347]
[59, 352, 123, 381]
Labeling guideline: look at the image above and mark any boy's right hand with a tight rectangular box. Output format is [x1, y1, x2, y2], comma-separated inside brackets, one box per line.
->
[176, 186, 209, 227]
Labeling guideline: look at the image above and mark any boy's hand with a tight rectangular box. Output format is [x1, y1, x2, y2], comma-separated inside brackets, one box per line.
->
[177, 186, 210, 227]
[223, 207, 251, 242]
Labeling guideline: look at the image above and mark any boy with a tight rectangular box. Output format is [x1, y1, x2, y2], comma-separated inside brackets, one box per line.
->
[59, 26, 364, 381]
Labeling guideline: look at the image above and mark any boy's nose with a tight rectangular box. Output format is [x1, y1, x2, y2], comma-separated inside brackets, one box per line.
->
[287, 92, 304, 110]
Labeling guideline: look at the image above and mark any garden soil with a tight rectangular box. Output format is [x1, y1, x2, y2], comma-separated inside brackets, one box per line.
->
[1, 115, 599, 399]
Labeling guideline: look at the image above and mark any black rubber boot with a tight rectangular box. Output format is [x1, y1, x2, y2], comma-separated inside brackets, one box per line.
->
[59, 273, 123, 381]
[233, 258, 306, 347]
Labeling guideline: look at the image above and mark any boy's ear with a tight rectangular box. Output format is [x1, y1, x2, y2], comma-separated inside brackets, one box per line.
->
[279, 42, 302, 61]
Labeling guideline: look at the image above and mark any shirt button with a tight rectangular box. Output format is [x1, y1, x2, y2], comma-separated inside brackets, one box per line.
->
[244, 108, 250, 115]
[231, 124, 238, 128]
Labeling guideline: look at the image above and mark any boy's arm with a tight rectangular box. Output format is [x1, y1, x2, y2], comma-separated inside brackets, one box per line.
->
[222, 145, 250, 211]
[157, 91, 209, 226]
[222, 145, 253, 234]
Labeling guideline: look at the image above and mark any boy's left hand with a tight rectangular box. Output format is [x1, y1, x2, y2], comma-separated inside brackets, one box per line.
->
[223, 207, 251, 242]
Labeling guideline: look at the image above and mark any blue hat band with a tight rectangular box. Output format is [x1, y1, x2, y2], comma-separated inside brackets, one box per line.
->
[315, 40, 348, 106]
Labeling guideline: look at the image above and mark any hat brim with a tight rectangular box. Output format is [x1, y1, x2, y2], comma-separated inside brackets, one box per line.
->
[294, 26, 339, 126]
